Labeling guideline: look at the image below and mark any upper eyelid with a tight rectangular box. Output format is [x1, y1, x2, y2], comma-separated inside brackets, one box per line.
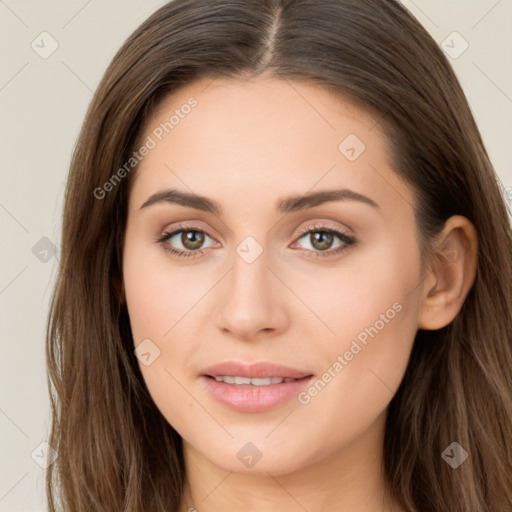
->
[295, 222, 352, 237]
[161, 222, 218, 241]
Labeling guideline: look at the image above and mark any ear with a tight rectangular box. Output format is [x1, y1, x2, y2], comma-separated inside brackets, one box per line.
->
[418, 215, 478, 330]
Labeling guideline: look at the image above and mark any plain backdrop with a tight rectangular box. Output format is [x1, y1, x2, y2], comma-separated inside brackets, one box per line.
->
[0, 1, 511, 510]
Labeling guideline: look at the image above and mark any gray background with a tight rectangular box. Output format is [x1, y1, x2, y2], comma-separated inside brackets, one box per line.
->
[0, 1, 511, 510]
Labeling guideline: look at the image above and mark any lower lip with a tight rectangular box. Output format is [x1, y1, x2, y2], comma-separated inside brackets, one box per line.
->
[200, 375, 315, 413]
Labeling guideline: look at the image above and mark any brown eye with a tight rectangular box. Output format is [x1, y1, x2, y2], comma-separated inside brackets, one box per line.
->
[181, 230, 205, 250]
[309, 231, 335, 251]
[156, 225, 217, 259]
[292, 225, 357, 259]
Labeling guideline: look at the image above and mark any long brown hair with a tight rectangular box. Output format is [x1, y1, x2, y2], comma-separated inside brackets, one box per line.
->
[46, 1, 512, 510]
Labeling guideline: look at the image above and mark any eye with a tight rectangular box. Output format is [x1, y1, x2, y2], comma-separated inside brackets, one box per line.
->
[291, 223, 357, 258]
[155, 222, 357, 260]
[155, 223, 217, 259]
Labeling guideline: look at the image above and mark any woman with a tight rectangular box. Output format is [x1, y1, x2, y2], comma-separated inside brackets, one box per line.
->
[45, 1, 512, 510]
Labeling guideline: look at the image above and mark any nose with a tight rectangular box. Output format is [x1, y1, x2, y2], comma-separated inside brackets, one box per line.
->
[213, 247, 288, 341]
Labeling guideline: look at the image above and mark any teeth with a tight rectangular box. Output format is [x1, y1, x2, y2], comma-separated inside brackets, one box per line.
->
[213, 376, 299, 386]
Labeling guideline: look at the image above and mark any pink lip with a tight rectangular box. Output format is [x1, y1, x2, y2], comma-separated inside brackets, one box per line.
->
[199, 361, 315, 413]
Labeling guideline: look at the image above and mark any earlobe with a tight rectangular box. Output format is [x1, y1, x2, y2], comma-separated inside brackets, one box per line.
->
[418, 215, 478, 330]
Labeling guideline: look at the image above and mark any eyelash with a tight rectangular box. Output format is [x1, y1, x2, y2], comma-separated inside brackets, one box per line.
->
[154, 222, 357, 260]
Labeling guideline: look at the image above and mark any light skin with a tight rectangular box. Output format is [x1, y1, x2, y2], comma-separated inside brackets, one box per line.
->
[121, 75, 477, 512]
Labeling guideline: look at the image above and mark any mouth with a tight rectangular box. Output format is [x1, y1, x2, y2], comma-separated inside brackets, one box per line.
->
[204, 375, 308, 386]
[199, 361, 315, 412]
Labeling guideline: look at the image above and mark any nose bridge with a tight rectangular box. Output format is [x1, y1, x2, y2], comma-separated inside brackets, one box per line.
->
[213, 233, 286, 338]
[228, 234, 272, 307]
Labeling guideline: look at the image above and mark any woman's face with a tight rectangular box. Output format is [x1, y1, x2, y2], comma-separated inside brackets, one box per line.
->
[123, 76, 423, 475]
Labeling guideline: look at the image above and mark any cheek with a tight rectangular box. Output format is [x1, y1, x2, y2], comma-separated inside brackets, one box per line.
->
[295, 300, 416, 452]
[292, 325, 415, 461]
[122, 232, 224, 370]
[292, 236, 419, 420]
[123, 241, 205, 426]
[288, 228, 419, 349]
[123, 232, 206, 342]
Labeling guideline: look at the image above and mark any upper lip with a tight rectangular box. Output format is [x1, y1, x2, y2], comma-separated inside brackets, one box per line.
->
[200, 361, 314, 379]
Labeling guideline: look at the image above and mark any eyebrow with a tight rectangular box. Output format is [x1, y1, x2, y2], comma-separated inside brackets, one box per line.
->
[139, 187, 380, 215]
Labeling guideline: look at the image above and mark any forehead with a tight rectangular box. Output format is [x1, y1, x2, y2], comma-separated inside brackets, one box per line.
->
[144, 75, 379, 150]
[129, 76, 413, 218]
